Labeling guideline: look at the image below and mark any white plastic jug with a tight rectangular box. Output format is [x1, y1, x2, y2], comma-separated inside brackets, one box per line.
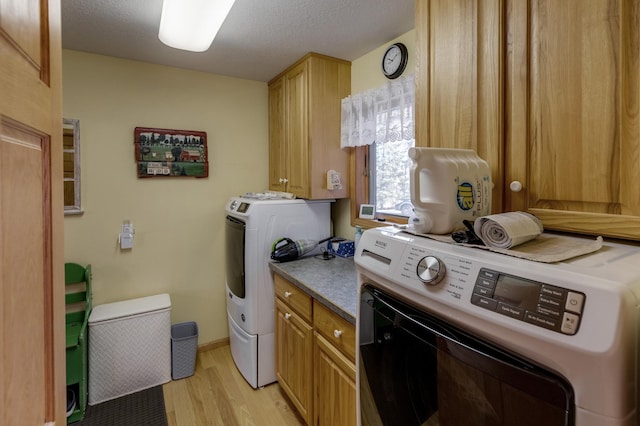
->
[408, 147, 492, 234]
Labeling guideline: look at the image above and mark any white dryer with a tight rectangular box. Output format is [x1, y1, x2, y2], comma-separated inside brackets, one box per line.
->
[225, 197, 331, 388]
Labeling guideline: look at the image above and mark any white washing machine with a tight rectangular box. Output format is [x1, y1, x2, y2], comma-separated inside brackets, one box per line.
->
[225, 196, 331, 388]
[355, 226, 640, 425]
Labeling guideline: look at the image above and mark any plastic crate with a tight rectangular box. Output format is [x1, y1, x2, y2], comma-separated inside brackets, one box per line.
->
[171, 321, 198, 380]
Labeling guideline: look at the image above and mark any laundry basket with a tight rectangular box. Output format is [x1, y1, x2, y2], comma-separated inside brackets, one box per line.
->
[171, 321, 198, 380]
[88, 293, 171, 405]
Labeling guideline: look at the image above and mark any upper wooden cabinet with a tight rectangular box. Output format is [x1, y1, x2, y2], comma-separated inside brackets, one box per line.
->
[415, 0, 504, 211]
[269, 76, 288, 193]
[268, 53, 351, 199]
[416, 0, 640, 240]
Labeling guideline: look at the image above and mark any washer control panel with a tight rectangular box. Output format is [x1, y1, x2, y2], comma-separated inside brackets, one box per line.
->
[471, 268, 586, 335]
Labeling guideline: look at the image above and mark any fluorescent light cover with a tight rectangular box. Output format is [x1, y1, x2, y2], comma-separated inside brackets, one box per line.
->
[159, 0, 236, 52]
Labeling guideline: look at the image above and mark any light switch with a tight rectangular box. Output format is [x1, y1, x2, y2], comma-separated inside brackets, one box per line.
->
[119, 220, 134, 249]
[327, 169, 342, 190]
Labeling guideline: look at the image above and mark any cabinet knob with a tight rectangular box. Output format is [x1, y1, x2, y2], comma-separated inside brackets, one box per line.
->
[510, 181, 523, 192]
[284, 313, 291, 320]
[284, 291, 292, 298]
[333, 329, 343, 339]
[279, 178, 289, 184]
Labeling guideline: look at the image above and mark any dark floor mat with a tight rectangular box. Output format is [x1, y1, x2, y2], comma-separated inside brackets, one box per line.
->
[72, 386, 168, 426]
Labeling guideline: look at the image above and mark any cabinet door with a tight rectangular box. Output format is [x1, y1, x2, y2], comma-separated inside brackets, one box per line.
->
[269, 76, 288, 192]
[313, 332, 356, 426]
[506, 0, 640, 239]
[285, 61, 310, 198]
[306, 55, 351, 200]
[275, 297, 313, 425]
[415, 0, 505, 211]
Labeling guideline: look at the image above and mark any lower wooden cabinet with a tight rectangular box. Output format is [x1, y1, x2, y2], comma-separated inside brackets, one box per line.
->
[275, 297, 313, 425]
[313, 332, 356, 426]
[274, 273, 356, 426]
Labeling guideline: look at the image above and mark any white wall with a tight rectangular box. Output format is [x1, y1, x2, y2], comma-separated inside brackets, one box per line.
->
[333, 29, 416, 240]
[62, 50, 269, 344]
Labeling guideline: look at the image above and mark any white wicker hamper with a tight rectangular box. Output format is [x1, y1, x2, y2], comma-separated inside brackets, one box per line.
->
[88, 293, 171, 405]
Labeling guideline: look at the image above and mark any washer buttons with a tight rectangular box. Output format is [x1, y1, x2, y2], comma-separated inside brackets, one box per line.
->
[565, 292, 585, 314]
[561, 312, 580, 335]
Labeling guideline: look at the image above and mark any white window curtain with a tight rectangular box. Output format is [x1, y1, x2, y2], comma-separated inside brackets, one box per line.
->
[341, 74, 415, 148]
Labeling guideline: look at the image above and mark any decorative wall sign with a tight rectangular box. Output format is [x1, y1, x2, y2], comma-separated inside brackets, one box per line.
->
[134, 127, 208, 178]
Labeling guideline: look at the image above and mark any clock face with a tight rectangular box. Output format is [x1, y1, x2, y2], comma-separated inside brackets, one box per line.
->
[382, 43, 407, 79]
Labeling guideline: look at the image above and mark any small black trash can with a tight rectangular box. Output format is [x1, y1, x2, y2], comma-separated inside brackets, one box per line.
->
[171, 321, 198, 380]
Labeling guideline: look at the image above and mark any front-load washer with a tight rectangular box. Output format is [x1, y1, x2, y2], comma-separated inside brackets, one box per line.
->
[355, 226, 640, 425]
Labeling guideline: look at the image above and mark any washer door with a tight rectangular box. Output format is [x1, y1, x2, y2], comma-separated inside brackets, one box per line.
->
[225, 215, 246, 298]
[359, 285, 575, 426]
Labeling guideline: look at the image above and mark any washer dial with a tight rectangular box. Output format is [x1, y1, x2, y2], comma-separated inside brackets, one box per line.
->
[416, 255, 446, 285]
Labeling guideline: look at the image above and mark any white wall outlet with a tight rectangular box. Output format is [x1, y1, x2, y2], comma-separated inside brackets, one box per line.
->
[327, 170, 342, 190]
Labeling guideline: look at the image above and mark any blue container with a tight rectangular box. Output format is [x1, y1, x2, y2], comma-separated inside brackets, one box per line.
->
[328, 238, 355, 258]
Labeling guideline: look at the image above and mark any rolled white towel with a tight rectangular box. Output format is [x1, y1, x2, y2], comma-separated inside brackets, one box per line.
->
[473, 212, 543, 249]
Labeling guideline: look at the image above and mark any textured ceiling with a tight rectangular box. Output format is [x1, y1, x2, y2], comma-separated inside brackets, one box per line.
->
[61, 0, 415, 82]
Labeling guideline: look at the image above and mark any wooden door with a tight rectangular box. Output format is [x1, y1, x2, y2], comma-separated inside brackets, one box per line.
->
[268, 76, 288, 192]
[0, 0, 65, 425]
[506, 0, 640, 239]
[275, 298, 313, 425]
[313, 333, 356, 426]
[285, 61, 310, 198]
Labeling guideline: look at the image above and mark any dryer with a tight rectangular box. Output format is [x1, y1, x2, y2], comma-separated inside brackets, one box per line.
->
[225, 197, 331, 388]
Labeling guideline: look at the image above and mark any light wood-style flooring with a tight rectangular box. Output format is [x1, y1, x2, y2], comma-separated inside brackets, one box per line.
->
[163, 344, 304, 426]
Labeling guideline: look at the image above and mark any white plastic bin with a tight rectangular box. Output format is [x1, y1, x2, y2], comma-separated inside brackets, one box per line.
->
[88, 293, 171, 405]
[171, 321, 198, 380]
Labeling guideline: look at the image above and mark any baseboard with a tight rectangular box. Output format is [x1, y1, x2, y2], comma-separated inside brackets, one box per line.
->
[197, 337, 229, 353]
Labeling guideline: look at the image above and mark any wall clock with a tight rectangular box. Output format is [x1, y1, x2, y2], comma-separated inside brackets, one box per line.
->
[382, 43, 408, 79]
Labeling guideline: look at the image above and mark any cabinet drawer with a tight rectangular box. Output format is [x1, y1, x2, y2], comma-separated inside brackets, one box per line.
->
[274, 273, 312, 322]
[313, 300, 355, 361]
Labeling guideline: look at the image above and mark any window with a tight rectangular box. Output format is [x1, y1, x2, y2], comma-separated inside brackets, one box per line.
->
[63, 118, 82, 214]
[341, 75, 414, 224]
[370, 139, 415, 217]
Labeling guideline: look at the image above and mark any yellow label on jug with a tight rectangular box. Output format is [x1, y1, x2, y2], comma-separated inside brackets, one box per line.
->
[456, 181, 474, 210]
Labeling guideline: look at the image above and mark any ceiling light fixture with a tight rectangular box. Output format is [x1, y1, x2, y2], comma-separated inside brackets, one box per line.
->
[158, 0, 237, 52]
